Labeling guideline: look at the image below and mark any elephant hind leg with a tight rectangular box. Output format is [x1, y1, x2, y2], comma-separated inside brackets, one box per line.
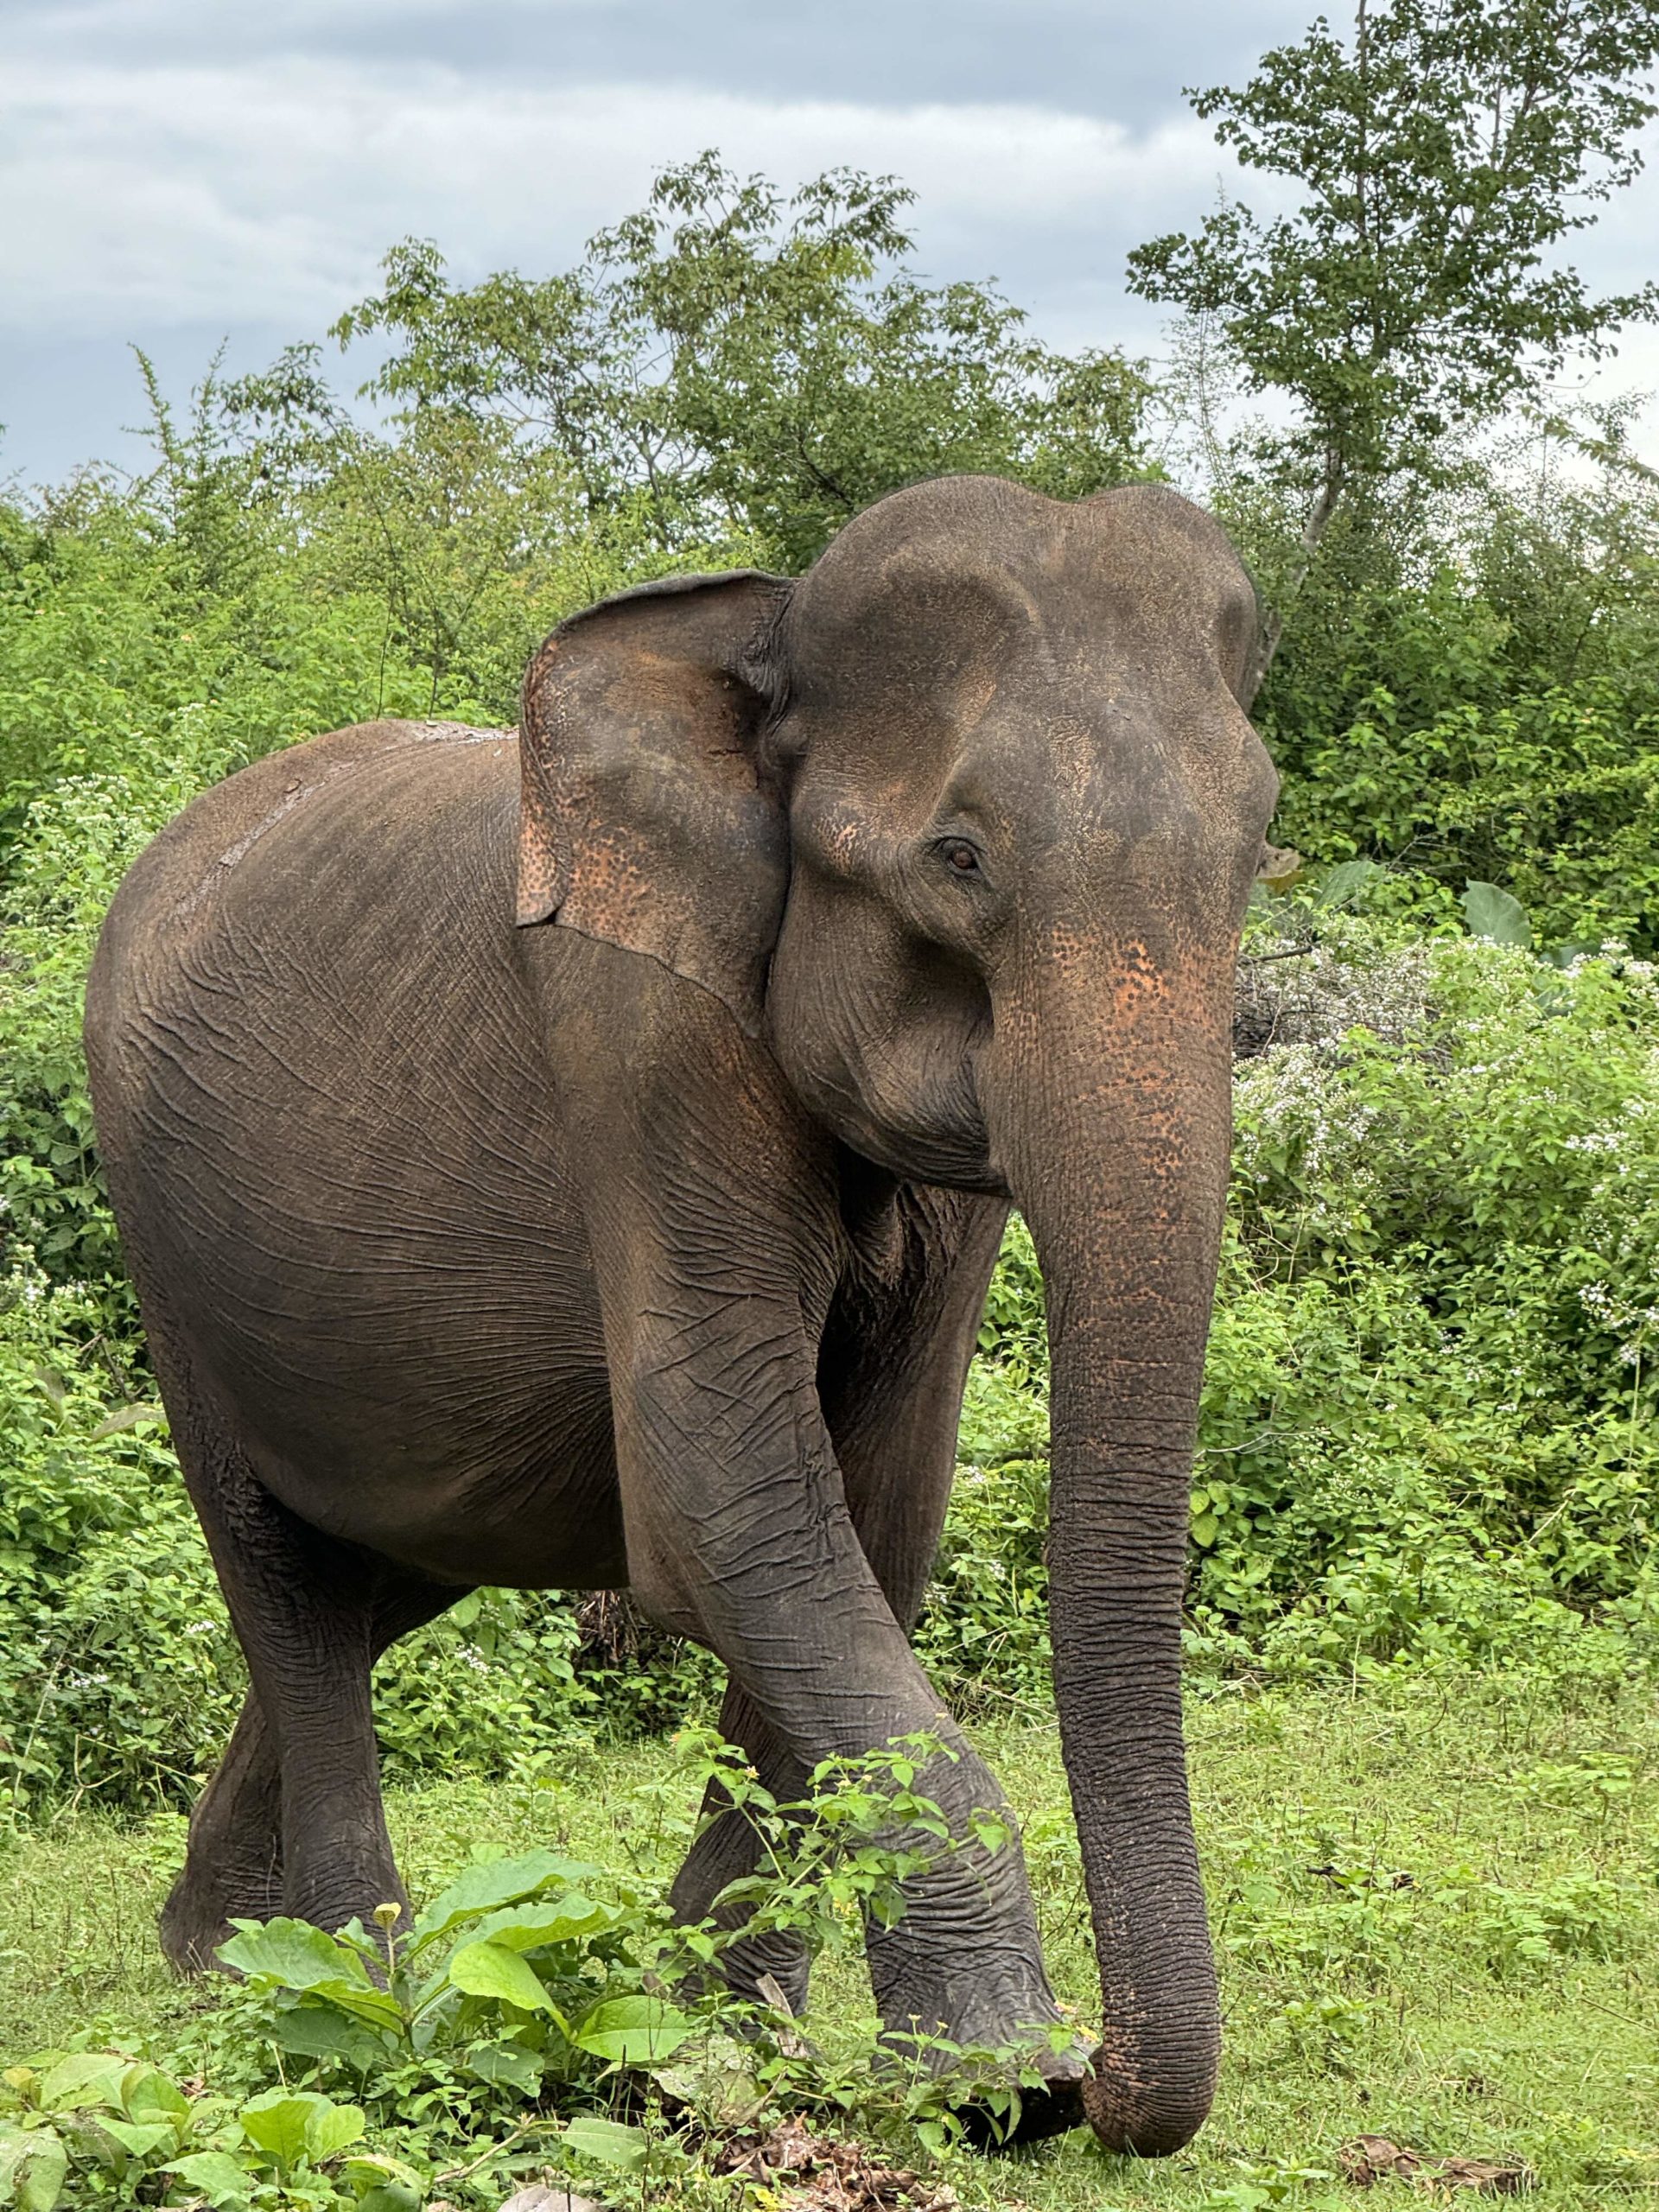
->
[668, 1681, 811, 2018]
[161, 1565, 463, 1974]
[152, 1348, 469, 1963]
[161, 1691, 283, 1973]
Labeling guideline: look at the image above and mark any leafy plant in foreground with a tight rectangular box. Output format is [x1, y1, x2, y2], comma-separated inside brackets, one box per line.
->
[0, 1736, 1061, 2208]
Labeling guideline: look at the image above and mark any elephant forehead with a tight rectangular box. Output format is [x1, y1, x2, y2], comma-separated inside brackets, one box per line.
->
[794, 479, 1249, 666]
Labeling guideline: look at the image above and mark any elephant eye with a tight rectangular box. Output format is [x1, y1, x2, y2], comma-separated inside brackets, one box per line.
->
[938, 837, 983, 878]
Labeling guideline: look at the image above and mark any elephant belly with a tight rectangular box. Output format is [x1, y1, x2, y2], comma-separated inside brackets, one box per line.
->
[157, 1158, 629, 1591]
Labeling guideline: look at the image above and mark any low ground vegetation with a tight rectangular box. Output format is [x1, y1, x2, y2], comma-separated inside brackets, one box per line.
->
[2, 1684, 1655, 2209]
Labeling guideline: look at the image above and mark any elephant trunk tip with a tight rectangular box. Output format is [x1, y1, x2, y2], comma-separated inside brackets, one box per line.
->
[1082, 2040, 1218, 2158]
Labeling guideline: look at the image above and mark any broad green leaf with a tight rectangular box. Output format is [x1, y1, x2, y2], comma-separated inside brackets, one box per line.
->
[119, 2065, 190, 2127]
[1462, 880, 1532, 947]
[467, 1894, 617, 1952]
[239, 2089, 360, 2171]
[410, 1851, 601, 1945]
[1316, 857, 1379, 906]
[570, 1993, 693, 2065]
[272, 2002, 396, 2070]
[4, 2129, 68, 2212]
[218, 1917, 375, 1989]
[162, 2151, 255, 2209]
[82, 2114, 175, 2163]
[464, 2038, 544, 2095]
[357, 2187, 423, 2212]
[36, 2053, 127, 2113]
[448, 1939, 554, 2012]
[89, 1401, 164, 1437]
[304, 2100, 365, 2159]
[341, 2151, 426, 2196]
[562, 2113, 651, 2171]
[218, 1922, 403, 2031]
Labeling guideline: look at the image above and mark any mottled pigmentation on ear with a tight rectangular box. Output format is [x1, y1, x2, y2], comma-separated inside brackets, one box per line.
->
[515, 569, 791, 1036]
[515, 683, 571, 925]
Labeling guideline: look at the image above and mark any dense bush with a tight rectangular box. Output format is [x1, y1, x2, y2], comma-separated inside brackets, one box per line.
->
[1249, 438, 1659, 952]
[930, 918, 1659, 1701]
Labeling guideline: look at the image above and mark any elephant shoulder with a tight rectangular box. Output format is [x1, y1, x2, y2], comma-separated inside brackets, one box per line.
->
[87, 720, 518, 1044]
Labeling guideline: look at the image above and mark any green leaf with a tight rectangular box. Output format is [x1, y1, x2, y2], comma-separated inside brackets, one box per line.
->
[467, 1894, 617, 1951]
[239, 2089, 362, 2171]
[0, 2126, 68, 2212]
[341, 2152, 425, 2198]
[1316, 857, 1379, 907]
[305, 2101, 366, 2160]
[218, 1916, 375, 1989]
[570, 1993, 693, 2065]
[562, 2114, 652, 2171]
[119, 2065, 190, 2127]
[89, 1401, 164, 1437]
[448, 1939, 554, 2012]
[162, 2151, 255, 2209]
[218, 1919, 404, 2030]
[464, 2039, 544, 2095]
[36, 2054, 127, 2113]
[357, 2187, 423, 2212]
[1462, 880, 1532, 947]
[87, 2115, 175, 2163]
[272, 2003, 396, 2070]
[1191, 1510, 1221, 1548]
[411, 1851, 601, 1945]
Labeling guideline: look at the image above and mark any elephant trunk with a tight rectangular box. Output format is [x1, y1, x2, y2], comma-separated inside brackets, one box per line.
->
[988, 929, 1235, 2156]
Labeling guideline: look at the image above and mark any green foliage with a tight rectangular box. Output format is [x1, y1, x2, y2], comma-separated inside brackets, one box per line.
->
[0, 1738, 1058, 2207]
[936, 919, 1659, 1695]
[323, 156, 1154, 574]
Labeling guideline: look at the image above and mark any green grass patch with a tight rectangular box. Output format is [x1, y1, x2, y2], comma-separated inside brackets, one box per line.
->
[3, 1673, 1655, 2209]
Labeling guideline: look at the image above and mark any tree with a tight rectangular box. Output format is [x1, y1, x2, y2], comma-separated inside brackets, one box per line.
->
[1128, 0, 1659, 698]
[332, 155, 1155, 571]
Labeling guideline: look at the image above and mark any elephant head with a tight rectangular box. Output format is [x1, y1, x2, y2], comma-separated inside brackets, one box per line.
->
[517, 475, 1277, 2154]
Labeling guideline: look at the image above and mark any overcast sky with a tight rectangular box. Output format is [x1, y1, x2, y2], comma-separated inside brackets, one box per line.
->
[4, 0, 1658, 489]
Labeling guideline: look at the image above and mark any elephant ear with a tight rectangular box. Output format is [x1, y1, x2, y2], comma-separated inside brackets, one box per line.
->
[516, 569, 792, 1035]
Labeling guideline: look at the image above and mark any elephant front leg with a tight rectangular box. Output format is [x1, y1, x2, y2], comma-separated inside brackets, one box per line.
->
[560, 965, 1072, 2126]
[670, 1184, 1012, 2024]
[606, 1264, 1067, 2088]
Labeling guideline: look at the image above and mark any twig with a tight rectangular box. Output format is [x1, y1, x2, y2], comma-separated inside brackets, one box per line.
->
[433, 2116, 554, 2187]
[1241, 941, 1318, 965]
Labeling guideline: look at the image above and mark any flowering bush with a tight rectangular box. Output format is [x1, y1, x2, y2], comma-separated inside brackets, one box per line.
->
[941, 922, 1659, 1694]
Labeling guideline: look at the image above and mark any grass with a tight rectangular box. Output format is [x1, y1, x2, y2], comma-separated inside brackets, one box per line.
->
[1, 1673, 1656, 2208]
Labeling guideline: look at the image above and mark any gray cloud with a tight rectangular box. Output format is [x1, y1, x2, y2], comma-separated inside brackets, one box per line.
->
[6, 0, 1303, 121]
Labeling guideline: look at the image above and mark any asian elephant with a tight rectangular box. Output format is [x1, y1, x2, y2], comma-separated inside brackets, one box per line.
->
[83, 475, 1276, 2156]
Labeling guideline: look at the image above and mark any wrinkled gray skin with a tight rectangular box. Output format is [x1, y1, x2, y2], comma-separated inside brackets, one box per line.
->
[85, 477, 1276, 2155]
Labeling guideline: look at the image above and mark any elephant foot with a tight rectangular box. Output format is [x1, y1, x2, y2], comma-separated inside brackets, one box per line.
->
[953, 2039, 1090, 2151]
[160, 1861, 283, 1977]
[870, 1932, 1088, 2149]
[161, 1856, 406, 1978]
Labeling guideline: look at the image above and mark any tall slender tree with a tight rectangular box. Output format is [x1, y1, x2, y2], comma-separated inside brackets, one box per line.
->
[1128, 0, 1659, 698]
